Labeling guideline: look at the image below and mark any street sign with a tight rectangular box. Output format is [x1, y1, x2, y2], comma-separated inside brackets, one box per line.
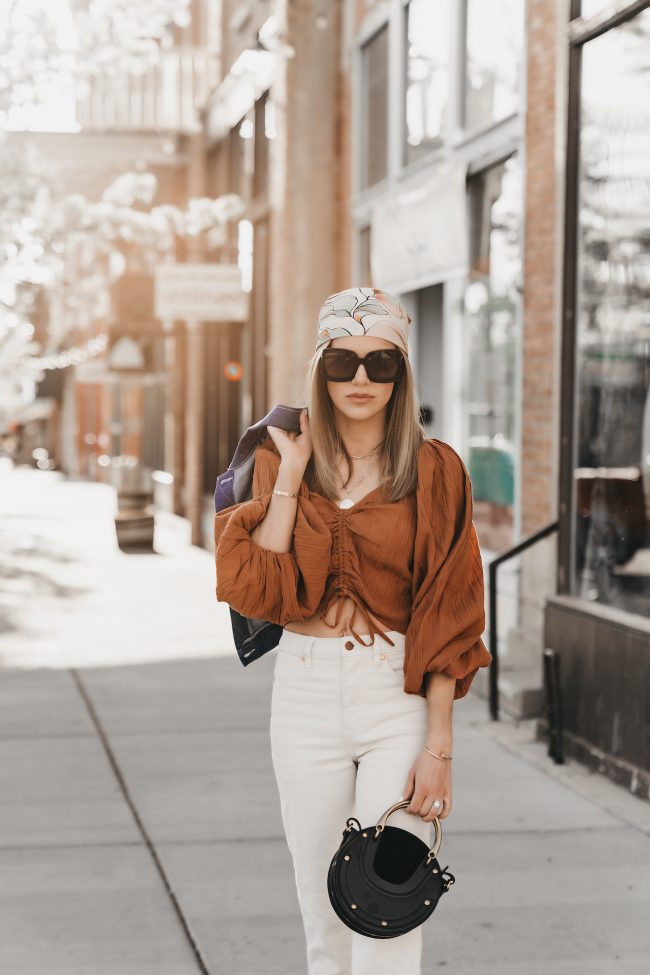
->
[154, 264, 248, 322]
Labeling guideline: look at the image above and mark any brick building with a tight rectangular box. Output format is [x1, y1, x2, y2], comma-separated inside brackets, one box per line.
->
[204, 0, 650, 795]
[203, 0, 526, 678]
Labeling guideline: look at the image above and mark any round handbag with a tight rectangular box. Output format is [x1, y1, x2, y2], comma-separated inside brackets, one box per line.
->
[327, 799, 456, 939]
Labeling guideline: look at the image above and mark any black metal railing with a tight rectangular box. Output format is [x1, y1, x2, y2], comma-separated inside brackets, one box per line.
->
[487, 521, 559, 720]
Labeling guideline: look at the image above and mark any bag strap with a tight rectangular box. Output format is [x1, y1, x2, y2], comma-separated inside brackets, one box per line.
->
[214, 404, 305, 513]
[228, 404, 304, 471]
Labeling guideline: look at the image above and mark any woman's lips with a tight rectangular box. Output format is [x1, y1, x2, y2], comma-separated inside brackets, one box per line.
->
[347, 394, 373, 400]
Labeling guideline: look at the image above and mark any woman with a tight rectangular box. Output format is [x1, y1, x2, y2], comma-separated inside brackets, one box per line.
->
[214, 287, 492, 975]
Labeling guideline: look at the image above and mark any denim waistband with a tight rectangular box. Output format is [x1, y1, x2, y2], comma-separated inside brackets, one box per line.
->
[276, 627, 406, 661]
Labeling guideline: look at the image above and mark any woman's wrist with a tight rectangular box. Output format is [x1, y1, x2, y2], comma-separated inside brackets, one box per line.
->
[423, 744, 453, 763]
[276, 462, 305, 495]
[424, 738, 452, 754]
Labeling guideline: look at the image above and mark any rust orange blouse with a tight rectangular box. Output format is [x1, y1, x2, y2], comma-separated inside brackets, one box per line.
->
[214, 435, 492, 700]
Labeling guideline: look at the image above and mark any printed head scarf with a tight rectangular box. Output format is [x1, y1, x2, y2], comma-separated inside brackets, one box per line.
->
[316, 287, 411, 357]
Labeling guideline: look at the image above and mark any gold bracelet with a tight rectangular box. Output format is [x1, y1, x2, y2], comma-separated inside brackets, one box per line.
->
[423, 745, 452, 762]
[273, 488, 299, 498]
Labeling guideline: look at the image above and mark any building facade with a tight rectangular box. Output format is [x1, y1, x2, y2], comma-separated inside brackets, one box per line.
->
[546, 0, 650, 797]
[206, 0, 650, 795]
[204, 0, 527, 666]
[351, 0, 525, 559]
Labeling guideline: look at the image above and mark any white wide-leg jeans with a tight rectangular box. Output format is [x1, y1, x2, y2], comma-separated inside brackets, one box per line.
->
[269, 626, 432, 975]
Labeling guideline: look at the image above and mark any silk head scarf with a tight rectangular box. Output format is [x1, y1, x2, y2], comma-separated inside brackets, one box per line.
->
[316, 287, 411, 357]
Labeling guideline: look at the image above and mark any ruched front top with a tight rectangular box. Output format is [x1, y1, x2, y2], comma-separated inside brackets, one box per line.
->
[214, 436, 492, 700]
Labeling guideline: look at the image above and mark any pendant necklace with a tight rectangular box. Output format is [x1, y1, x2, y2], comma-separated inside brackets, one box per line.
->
[336, 440, 384, 509]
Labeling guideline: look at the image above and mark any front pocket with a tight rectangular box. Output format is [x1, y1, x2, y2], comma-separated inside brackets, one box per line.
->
[380, 651, 406, 675]
[273, 647, 308, 678]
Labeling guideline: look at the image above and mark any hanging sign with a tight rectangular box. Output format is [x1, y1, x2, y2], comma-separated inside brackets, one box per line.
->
[154, 264, 248, 322]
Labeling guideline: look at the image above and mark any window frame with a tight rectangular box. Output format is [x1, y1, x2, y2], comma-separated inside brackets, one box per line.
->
[401, 0, 453, 168]
[462, 0, 525, 137]
[557, 0, 650, 594]
[354, 16, 392, 196]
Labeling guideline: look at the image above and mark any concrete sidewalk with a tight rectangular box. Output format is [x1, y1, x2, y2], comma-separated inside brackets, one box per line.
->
[0, 461, 649, 974]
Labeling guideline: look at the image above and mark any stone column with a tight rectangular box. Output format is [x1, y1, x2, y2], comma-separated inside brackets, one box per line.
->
[499, 0, 565, 718]
[267, 0, 348, 408]
[184, 127, 206, 544]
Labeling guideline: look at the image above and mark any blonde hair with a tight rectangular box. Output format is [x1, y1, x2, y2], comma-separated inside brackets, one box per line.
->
[300, 346, 428, 503]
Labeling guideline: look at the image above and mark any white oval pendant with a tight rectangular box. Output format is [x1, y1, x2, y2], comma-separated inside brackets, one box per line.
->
[339, 497, 355, 509]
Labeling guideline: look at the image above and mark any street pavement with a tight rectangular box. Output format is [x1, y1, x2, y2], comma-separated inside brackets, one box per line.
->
[0, 458, 649, 975]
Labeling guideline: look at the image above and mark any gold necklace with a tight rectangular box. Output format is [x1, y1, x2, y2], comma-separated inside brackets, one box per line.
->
[341, 439, 384, 459]
[335, 443, 382, 509]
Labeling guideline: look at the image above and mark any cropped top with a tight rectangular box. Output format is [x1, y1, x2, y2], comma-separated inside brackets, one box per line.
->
[214, 436, 492, 700]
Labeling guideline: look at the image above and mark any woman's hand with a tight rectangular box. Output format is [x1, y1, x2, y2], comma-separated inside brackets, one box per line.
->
[267, 408, 313, 473]
[401, 750, 452, 822]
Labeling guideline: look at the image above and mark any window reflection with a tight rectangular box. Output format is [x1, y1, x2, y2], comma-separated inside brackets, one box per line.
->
[572, 10, 650, 613]
[360, 26, 389, 189]
[404, 0, 449, 165]
[465, 0, 523, 132]
[253, 92, 270, 198]
[359, 225, 372, 285]
[465, 154, 521, 552]
[578, 0, 614, 19]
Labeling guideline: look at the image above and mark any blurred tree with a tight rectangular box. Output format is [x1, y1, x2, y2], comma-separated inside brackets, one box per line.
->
[0, 139, 243, 426]
[0, 0, 194, 123]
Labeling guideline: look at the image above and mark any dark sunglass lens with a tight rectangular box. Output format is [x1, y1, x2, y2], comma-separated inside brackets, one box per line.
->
[322, 350, 357, 380]
[366, 351, 401, 381]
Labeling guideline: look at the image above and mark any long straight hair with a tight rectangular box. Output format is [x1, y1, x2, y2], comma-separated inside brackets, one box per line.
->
[300, 346, 428, 503]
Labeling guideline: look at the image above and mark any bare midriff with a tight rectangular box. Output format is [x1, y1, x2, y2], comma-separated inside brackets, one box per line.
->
[284, 593, 396, 644]
[283, 595, 371, 638]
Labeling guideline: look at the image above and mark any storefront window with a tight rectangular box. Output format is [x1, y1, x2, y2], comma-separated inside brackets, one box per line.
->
[578, 0, 615, 18]
[571, 9, 650, 614]
[253, 92, 272, 198]
[359, 225, 372, 285]
[465, 154, 521, 551]
[360, 25, 389, 190]
[465, 0, 523, 132]
[404, 0, 449, 165]
[228, 124, 243, 197]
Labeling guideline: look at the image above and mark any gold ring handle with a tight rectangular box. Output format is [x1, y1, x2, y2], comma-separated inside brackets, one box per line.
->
[374, 799, 442, 858]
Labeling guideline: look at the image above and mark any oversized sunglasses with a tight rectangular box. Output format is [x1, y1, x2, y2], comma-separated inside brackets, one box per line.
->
[320, 348, 404, 383]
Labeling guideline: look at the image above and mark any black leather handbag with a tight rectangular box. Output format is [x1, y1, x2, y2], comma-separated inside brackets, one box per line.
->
[327, 799, 456, 939]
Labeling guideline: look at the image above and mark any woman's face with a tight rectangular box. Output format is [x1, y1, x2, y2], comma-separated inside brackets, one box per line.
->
[323, 336, 399, 423]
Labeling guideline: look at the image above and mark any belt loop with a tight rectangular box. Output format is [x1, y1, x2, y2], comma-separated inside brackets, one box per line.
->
[302, 638, 314, 669]
[371, 641, 383, 667]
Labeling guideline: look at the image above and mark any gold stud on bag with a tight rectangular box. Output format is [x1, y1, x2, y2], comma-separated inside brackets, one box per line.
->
[327, 799, 456, 939]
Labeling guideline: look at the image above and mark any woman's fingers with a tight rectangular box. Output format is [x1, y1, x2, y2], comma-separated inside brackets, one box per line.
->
[401, 765, 415, 803]
[266, 419, 313, 472]
[422, 795, 451, 821]
[405, 754, 452, 819]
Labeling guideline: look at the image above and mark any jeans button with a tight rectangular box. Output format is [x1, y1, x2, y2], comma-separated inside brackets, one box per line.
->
[344, 640, 354, 651]
[379, 652, 386, 660]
